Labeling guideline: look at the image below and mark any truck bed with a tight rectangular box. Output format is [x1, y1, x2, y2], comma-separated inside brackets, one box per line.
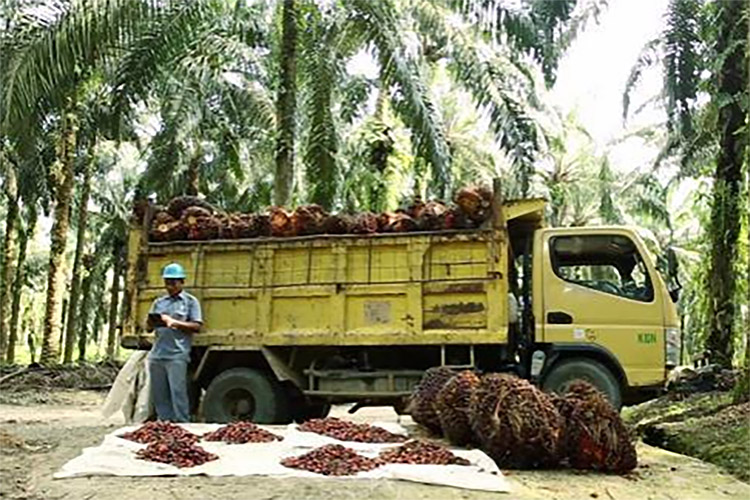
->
[123, 228, 509, 348]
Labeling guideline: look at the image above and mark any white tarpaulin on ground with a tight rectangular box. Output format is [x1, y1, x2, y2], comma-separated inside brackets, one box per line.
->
[54, 422, 511, 493]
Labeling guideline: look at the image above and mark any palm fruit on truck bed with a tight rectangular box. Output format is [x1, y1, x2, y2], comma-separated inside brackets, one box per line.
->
[454, 185, 492, 224]
[293, 204, 329, 236]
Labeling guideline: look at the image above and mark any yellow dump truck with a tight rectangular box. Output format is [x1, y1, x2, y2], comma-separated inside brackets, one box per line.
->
[122, 185, 681, 422]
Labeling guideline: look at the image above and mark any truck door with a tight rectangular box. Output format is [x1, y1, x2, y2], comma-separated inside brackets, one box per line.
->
[540, 230, 665, 387]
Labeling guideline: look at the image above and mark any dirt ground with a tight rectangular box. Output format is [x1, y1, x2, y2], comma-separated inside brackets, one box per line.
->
[1, 391, 749, 500]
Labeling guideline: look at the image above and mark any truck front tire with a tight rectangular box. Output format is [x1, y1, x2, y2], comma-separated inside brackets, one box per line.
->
[202, 367, 290, 424]
[542, 358, 622, 409]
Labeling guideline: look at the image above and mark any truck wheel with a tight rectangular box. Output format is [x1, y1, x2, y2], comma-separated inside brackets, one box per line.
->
[202, 368, 290, 424]
[542, 358, 622, 409]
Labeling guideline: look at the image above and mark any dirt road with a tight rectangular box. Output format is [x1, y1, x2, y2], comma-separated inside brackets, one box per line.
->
[1, 391, 748, 500]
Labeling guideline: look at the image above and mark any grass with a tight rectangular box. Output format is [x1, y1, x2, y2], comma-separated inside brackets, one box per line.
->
[624, 392, 750, 483]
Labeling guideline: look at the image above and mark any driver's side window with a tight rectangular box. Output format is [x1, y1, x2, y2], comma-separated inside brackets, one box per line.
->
[550, 235, 654, 302]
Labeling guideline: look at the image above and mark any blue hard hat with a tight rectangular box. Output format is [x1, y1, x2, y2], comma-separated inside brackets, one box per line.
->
[162, 263, 187, 279]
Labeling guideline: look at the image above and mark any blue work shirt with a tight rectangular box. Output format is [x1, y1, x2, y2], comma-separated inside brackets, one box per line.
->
[148, 291, 202, 361]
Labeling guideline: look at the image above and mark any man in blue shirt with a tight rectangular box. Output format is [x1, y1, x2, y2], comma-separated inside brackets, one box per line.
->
[146, 263, 202, 422]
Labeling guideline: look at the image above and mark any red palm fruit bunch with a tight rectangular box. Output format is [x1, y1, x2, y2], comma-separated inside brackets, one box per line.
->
[552, 380, 637, 474]
[321, 213, 354, 234]
[377, 212, 419, 233]
[202, 421, 283, 444]
[292, 204, 329, 236]
[166, 196, 215, 219]
[298, 417, 407, 443]
[280, 444, 383, 476]
[135, 435, 217, 468]
[469, 374, 562, 468]
[149, 210, 186, 242]
[435, 370, 481, 446]
[119, 421, 199, 445]
[407, 366, 455, 435]
[351, 212, 379, 234]
[182, 206, 221, 240]
[410, 200, 449, 231]
[378, 440, 470, 466]
[454, 185, 492, 224]
[269, 206, 296, 237]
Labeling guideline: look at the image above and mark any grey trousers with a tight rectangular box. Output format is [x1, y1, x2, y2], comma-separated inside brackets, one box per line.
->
[148, 358, 190, 422]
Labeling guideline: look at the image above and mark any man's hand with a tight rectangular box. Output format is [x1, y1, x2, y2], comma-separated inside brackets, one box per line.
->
[161, 314, 176, 328]
[160, 313, 201, 333]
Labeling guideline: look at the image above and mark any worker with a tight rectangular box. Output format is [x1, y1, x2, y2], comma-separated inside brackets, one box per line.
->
[146, 263, 202, 422]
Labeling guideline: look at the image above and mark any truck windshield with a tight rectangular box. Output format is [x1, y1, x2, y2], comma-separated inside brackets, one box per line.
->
[550, 234, 654, 302]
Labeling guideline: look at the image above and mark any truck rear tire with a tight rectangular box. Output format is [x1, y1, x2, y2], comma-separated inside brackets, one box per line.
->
[202, 367, 290, 424]
[542, 358, 622, 409]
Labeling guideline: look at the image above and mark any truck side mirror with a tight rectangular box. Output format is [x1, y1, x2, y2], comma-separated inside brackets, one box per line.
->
[667, 247, 679, 277]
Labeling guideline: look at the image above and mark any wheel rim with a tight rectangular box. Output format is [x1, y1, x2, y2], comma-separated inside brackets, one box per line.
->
[223, 388, 256, 420]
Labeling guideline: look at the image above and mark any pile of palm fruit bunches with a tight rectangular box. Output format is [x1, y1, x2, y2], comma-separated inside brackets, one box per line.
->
[134, 185, 494, 242]
[409, 368, 638, 474]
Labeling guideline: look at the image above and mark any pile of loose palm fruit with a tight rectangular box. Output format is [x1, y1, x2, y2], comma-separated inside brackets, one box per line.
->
[118, 421, 282, 468]
[136, 185, 495, 242]
[409, 369, 637, 474]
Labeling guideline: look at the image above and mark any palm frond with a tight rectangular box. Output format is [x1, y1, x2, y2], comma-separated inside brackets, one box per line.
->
[1, 0, 151, 129]
[662, 0, 702, 140]
[349, 0, 452, 198]
[449, 0, 590, 86]
[623, 38, 662, 121]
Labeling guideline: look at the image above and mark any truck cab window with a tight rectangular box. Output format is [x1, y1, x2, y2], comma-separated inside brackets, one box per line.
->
[551, 235, 654, 302]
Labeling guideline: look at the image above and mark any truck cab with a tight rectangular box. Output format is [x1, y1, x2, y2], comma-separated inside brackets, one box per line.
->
[526, 226, 680, 408]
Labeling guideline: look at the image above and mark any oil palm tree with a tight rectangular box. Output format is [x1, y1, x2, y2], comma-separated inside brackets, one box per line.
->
[624, 0, 749, 367]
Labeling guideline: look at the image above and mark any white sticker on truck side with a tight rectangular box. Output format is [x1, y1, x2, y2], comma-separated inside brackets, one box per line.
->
[364, 301, 391, 324]
[573, 328, 586, 340]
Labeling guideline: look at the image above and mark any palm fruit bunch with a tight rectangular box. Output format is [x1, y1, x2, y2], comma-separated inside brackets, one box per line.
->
[408, 200, 449, 231]
[553, 381, 637, 474]
[293, 204, 328, 235]
[149, 210, 186, 242]
[443, 206, 476, 230]
[435, 370, 480, 446]
[182, 206, 221, 240]
[269, 207, 296, 237]
[321, 213, 354, 234]
[166, 195, 215, 219]
[352, 212, 379, 234]
[219, 213, 265, 239]
[469, 374, 562, 468]
[454, 185, 493, 224]
[377, 211, 418, 233]
[408, 366, 455, 435]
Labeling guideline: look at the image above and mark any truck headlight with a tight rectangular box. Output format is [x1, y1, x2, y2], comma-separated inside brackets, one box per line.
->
[665, 327, 680, 367]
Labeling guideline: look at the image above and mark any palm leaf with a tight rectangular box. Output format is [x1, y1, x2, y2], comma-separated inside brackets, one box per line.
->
[349, 0, 452, 198]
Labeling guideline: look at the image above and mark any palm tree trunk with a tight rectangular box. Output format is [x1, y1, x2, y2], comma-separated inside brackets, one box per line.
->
[6, 206, 37, 364]
[274, 0, 297, 207]
[77, 257, 96, 362]
[106, 248, 124, 360]
[705, 0, 747, 368]
[0, 160, 19, 362]
[40, 105, 78, 366]
[63, 154, 93, 364]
